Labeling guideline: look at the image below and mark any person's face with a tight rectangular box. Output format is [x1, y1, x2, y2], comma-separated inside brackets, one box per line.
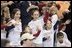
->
[46, 20, 52, 29]
[26, 39, 32, 44]
[24, 39, 32, 45]
[25, 26, 31, 33]
[49, 6, 57, 14]
[57, 36, 64, 43]
[14, 10, 21, 19]
[32, 10, 39, 20]
[42, 7, 48, 15]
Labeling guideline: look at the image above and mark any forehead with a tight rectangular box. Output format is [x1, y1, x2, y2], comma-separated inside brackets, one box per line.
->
[33, 10, 39, 14]
[58, 36, 64, 38]
[16, 11, 20, 14]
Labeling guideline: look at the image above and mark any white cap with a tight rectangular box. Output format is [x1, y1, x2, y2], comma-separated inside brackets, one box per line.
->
[27, 5, 39, 12]
[21, 33, 35, 40]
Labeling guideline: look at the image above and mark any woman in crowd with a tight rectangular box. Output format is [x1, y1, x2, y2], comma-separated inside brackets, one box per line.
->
[28, 5, 43, 47]
[42, 19, 54, 47]
[6, 8, 22, 46]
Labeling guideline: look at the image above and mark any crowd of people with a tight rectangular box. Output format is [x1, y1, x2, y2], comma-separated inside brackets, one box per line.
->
[1, 1, 71, 47]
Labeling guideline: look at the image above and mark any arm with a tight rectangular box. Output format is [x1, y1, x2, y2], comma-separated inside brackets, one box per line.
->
[1, 2, 9, 8]
[51, 14, 58, 27]
[1, 1, 13, 8]
[33, 25, 41, 37]
[33, 22, 43, 37]
[33, 30, 41, 37]
[6, 19, 18, 26]
[65, 40, 71, 47]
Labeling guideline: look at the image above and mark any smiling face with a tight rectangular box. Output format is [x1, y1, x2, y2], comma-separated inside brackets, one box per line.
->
[57, 36, 64, 43]
[14, 10, 21, 19]
[46, 20, 52, 29]
[32, 10, 39, 21]
[12, 8, 21, 19]
[57, 32, 64, 43]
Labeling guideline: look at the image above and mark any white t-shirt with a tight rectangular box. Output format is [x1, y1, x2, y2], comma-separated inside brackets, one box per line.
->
[8, 19, 22, 45]
[8, 19, 22, 33]
[42, 27, 54, 47]
[28, 19, 43, 44]
[56, 39, 71, 47]
[28, 19, 43, 34]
